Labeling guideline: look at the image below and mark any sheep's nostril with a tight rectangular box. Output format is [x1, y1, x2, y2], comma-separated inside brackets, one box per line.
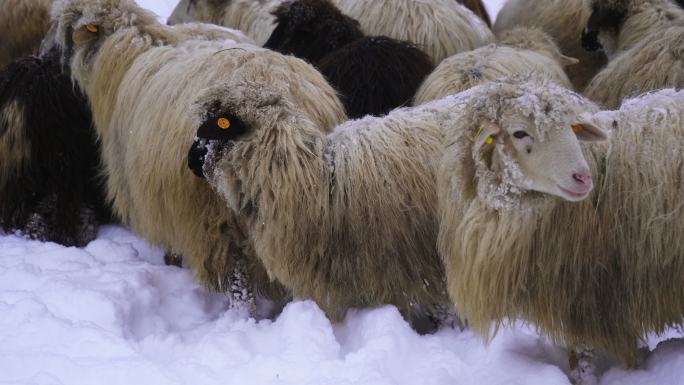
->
[573, 173, 592, 185]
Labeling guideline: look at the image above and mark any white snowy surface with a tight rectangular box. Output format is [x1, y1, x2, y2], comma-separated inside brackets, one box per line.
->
[2, 1, 684, 384]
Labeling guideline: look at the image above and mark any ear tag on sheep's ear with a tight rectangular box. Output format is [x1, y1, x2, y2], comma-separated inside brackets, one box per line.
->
[572, 124, 584, 134]
[85, 24, 99, 33]
[197, 113, 248, 141]
[217, 117, 231, 130]
[472, 127, 495, 144]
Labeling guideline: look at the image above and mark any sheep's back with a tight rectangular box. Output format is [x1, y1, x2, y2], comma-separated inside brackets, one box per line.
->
[332, 0, 493, 64]
[493, 0, 606, 90]
[414, 46, 573, 105]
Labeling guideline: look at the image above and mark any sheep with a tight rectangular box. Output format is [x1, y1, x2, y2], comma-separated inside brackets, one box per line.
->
[167, 0, 282, 45]
[331, 0, 494, 64]
[264, 0, 434, 119]
[0, 0, 53, 69]
[53, 0, 346, 306]
[493, 0, 607, 90]
[438, 87, 684, 378]
[0, 49, 111, 246]
[582, 0, 684, 108]
[187, 76, 603, 327]
[414, 27, 577, 106]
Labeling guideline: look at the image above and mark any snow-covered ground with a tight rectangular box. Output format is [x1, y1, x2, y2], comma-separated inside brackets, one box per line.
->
[2, 1, 684, 385]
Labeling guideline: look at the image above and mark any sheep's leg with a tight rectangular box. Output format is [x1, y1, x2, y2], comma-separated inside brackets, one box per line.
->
[569, 346, 598, 385]
[163, 252, 183, 267]
[228, 259, 256, 316]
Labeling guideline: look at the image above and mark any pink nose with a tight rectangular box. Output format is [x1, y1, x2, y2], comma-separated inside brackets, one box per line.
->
[573, 172, 592, 186]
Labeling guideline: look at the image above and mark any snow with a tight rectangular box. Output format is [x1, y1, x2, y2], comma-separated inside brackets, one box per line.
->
[2, 1, 684, 384]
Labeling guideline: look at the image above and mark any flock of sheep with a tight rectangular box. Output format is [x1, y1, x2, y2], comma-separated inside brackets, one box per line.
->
[1, 0, 684, 383]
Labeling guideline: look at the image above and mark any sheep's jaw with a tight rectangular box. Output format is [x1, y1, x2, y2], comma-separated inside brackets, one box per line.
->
[188, 137, 210, 178]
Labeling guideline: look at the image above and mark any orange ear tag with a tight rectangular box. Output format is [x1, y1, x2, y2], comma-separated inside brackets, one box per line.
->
[217, 118, 231, 129]
[85, 24, 99, 33]
[572, 124, 584, 134]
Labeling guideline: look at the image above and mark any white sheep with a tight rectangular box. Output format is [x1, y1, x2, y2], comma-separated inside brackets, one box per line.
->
[494, 0, 607, 90]
[414, 27, 577, 106]
[53, 0, 346, 308]
[439, 88, 684, 382]
[168, 0, 282, 45]
[582, 0, 684, 108]
[0, 0, 53, 69]
[187, 76, 603, 327]
[331, 0, 494, 64]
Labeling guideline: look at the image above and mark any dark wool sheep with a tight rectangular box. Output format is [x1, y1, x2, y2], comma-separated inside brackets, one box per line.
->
[317, 37, 434, 118]
[263, 0, 363, 64]
[264, 0, 434, 119]
[0, 50, 110, 246]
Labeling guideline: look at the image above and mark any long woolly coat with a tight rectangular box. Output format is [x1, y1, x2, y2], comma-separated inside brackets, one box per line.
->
[439, 88, 684, 365]
[0, 0, 52, 69]
[53, 0, 346, 299]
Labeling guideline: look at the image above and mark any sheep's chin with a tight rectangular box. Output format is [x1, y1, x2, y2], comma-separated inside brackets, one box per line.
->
[551, 184, 593, 202]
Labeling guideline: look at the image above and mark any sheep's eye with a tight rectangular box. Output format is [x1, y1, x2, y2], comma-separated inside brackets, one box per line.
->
[513, 131, 530, 139]
[572, 124, 584, 134]
[85, 24, 99, 33]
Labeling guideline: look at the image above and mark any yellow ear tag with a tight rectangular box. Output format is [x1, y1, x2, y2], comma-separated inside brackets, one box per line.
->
[485, 136, 494, 145]
[85, 24, 99, 33]
[217, 117, 231, 129]
[572, 124, 584, 134]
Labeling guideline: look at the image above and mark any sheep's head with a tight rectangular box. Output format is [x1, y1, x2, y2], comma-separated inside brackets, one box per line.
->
[188, 79, 325, 212]
[452, 78, 608, 208]
[581, 0, 681, 54]
[263, 0, 364, 64]
[168, 0, 229, 25]
[52, 0, 160, 86]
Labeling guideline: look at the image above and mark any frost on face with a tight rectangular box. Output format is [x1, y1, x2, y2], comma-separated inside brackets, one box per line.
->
[474, 142, 531, 210]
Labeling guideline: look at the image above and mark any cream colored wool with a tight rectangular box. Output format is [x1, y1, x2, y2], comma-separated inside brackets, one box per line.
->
[494, 0, 607, 90]
[414, 27, 575, 105]
[196, 77, 597, 322]
[168, 0, 283, 45]
[331, 0, 494, 64]
[439, 88, 684, 366]
[0, 0, 53, 69]
[52, 0, 346, 298]
[583, 0, 684, 108]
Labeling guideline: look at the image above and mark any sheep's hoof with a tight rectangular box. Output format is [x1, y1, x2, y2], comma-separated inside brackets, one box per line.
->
[569, 346, 598, 385]
[163, 252, 183, 267]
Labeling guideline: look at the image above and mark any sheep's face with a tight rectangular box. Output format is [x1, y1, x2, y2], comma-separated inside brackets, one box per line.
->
[168, 0, 229, 25]
[188, 112, 250, 178]
[476, 112, 607, 202]
[581, 0, 627, 53]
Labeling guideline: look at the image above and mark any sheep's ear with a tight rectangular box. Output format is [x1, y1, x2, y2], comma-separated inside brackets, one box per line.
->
[571, 115, 610, 142]
[559, 54, 579, 67]
[473, 121, 502, 150]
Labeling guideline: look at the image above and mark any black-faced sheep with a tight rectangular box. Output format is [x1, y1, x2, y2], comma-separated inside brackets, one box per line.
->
[187, 77, 603, 326]
[264, 0, 434, 119]
[0, 0, 53, 69]
[168, 0, 282, 45]
[53, 0, 346, 306]
[493, 0, 607, 90]
[414, 27, 577, 105]
[582, 0, 684, 108]
[0, 49, 110, 247]
[439, 88, 684, 379]
[332, 0, 494, 64]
